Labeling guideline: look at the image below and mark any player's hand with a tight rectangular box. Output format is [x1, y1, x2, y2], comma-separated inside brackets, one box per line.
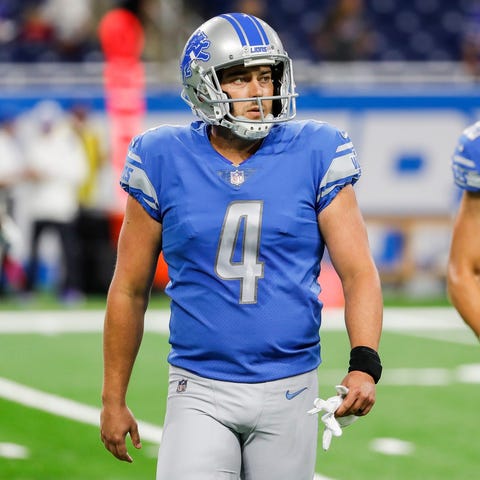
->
[335, 370, 376, 417]
[100, 404, 142, 462]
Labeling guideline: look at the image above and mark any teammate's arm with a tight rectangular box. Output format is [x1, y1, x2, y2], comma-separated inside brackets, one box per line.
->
[318, 185, 383, 417]
[447, 190, 480, 339]
[101, 195, 163, 462]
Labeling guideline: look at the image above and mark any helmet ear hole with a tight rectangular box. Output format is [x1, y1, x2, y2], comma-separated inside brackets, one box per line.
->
[272, 100, 282, 117]
[272, 64, 284, 117]
[215, 68, 224, 83]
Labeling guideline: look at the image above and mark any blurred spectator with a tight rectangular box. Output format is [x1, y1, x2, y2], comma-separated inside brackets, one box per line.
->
[0, 107, 27, 295]
[110, 0, 203, 64]
[23, 100, 88, 303]
[15, 2, 57, 62]
[69, 102, 116, 295]
[0, 0, 21, 61]
[1, 0, 103, 62]
[461, 0, 480, 81]
[40, 0, 96, 61]
[310, 0, 377, 61]
[69, 103, 105, 210]
[0, 107, 24, 213]
[231, 0, 266, 17]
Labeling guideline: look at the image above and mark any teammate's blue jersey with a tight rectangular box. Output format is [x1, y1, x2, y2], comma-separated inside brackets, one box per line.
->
[452, 121, 480, 192]
[121, 120, 360, 382]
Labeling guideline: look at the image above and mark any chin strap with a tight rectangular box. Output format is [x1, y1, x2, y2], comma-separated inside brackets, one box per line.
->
[220, 114, 274, 140]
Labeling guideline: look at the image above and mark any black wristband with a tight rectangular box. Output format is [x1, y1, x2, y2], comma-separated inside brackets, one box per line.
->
[348, 346, 382, 384]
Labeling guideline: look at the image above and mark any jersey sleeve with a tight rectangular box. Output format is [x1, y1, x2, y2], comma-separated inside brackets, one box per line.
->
[451, 122, 480, 192]
[120, 129, 162, 222]
[316, 126, 361, 212]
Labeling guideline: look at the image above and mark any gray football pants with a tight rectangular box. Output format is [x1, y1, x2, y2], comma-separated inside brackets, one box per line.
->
[156, 365, 319, 480]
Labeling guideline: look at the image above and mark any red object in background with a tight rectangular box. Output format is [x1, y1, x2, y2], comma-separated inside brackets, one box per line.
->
[99, 9, 170, 290]
[98, 8, 146, 212]
[154, 252, 170, 290]
[108, 201, 170, 291]
[318, 263, 345, 308]
[98, 9, 144, 61]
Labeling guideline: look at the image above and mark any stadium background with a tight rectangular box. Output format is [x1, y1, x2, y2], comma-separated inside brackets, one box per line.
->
[0, 1, 479, 479]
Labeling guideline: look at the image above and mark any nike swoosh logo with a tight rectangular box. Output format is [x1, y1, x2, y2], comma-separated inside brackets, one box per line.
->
[285, 387, 308, 400]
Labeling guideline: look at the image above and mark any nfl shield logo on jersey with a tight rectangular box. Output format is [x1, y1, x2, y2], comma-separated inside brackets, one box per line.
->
[230, 170, 245, 186]
[176, 379, 188, 393]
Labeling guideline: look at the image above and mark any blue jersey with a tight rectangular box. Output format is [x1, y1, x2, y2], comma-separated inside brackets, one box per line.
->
[452, 121, 480, 192]
[121, 120, 360, 382]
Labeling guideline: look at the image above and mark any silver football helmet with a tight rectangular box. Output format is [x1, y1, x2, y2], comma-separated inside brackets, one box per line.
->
[180, 13, 297, 140]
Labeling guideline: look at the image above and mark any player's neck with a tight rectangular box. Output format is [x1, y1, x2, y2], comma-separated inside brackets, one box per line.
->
[209, 126, 263, 166]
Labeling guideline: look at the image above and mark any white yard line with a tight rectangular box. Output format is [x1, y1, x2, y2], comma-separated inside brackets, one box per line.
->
[0, 377, 332, 480]
[0, 442, 29, 459]
[0, 377, 163, 443]
[0, 307, 477, 386]
[0, 306, 471, 335]
[0, 310, 169, 334]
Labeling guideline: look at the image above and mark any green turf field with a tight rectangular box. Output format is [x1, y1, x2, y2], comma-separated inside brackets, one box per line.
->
[0, 300, 478, 480]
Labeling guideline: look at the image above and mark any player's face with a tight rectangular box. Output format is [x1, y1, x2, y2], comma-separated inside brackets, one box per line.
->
[219, 65, 274, 120]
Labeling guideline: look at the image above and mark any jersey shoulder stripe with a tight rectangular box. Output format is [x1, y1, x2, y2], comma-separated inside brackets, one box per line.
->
[120, 124, 194, 219]
[452, 121, 480, 191]
[299, 121, 361, 210]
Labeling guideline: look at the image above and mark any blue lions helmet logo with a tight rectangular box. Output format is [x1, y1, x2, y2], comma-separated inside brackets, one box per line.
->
[181, 30, 211, 79]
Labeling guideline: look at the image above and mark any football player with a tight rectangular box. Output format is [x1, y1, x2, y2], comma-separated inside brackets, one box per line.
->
[448, 121, 480, 339]
[100, 12, 383, 479]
